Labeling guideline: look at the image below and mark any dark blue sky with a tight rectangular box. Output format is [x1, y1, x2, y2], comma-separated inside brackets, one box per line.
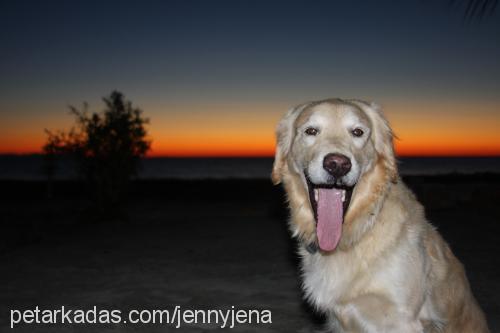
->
[1, 0, 499, 155]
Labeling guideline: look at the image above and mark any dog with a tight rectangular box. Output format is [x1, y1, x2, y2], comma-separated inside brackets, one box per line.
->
[272, 99, 489, 332]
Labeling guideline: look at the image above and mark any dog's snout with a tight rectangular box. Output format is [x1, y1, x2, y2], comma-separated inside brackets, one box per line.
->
[323, 153, 351, 177]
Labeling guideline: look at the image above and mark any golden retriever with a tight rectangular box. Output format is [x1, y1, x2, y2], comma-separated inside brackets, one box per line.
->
[272, 99, 489, 332]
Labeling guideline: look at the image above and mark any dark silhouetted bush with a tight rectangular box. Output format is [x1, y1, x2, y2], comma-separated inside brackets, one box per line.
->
[43, 91, 151, 209]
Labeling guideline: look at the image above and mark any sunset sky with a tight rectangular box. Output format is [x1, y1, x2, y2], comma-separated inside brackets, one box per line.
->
[1, 0, 499, 157]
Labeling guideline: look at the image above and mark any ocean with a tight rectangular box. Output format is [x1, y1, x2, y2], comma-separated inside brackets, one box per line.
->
[0, 155, 499, 181]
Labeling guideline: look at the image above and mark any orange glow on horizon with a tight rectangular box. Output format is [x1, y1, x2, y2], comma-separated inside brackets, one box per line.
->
[2, 134, 500, 157]
[1, 100, 499, 158]
[2, 143, 496, 157]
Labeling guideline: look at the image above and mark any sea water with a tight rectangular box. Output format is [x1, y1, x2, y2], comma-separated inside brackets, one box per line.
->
[0, 155, 499, 180]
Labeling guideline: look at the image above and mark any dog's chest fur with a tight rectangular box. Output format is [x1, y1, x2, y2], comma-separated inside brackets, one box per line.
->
[299, 203, 407, 311]
[301, 247, 380, 310]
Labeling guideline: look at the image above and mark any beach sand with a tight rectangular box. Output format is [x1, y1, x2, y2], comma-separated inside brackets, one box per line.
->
[0, 175, 499, 332]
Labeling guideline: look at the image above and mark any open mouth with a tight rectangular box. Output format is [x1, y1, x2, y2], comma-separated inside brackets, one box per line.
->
[305, 173, 354, 252]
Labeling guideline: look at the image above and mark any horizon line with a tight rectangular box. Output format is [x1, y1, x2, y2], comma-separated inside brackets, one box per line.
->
[1, 152, 500, 159]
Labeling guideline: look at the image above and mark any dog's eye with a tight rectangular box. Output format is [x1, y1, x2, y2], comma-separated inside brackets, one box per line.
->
[351, 128, 364, 137]
[304, 127, 319, 136]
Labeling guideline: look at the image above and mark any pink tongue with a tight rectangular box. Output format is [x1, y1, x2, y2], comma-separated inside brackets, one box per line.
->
[317, 188, 343, 252]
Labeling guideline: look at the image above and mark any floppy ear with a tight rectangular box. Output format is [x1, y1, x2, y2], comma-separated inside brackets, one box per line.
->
[349, 100, 398, 182]
[271, 102, 311, 185]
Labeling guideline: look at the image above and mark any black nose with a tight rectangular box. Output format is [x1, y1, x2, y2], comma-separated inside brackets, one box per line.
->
[323, 153, 352, 177]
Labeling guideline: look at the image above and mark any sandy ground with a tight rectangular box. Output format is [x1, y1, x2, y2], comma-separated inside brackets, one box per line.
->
[0, 176, 499, 332]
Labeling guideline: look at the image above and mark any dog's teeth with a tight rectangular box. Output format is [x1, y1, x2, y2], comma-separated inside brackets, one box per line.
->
[314, 189, 319, 201]
[341, 190, 346, 202]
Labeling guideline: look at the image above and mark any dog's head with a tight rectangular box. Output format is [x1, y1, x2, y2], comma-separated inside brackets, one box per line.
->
[272, 99, 397, 252]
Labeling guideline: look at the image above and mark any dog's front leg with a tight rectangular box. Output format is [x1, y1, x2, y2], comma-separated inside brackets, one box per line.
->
[332, 293, 423, 333]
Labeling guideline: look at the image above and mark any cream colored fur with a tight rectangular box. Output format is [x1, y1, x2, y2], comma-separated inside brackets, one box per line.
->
[272, 99, 489, 333]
